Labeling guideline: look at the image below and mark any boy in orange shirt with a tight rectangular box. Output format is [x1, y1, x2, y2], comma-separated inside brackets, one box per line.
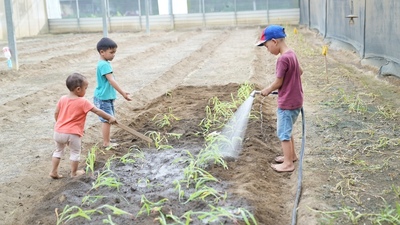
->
[50, 73, 117, 179]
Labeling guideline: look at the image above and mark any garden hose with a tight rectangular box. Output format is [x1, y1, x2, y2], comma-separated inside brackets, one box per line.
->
[291, 107, 305, 225]
[256, 94, 305, 225]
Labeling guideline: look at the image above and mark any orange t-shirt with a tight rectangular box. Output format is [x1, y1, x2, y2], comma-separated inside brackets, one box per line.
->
[54, 96, 94, 137]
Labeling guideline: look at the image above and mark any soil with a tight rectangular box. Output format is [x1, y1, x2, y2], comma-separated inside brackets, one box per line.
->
[0, 27, 399, 225]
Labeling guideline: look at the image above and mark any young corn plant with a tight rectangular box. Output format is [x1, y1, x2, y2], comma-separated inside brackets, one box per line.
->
[55, 205, 102, 225]
[184, 185, 227, 204]
[194, 205, 258, 225]
[90, 158, 122, 192]
[81, 195, 106, 207]
[145, 131, 173, 150]
[152, 107, 180, 128]
[102, 215, 117, 225]
[118, 147, 143, 164]
[97, 204, 132, 217]
[85, 145, 98, 177]
[91, 169, 122, 192]
[235, 82, 255, 104]
[136, 195, 168, 218]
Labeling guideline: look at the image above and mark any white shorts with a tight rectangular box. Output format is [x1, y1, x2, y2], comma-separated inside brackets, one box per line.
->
[53, 132, 82, 161]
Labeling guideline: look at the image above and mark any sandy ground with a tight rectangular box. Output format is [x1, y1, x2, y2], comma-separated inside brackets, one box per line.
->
[0, 27, 399, 225]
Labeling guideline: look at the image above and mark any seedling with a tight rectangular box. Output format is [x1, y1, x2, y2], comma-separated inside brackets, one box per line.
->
[145, 131, 173, 150]
[102, 215, 117, 225]
[152, 107, 180, 128]
[91, 169, 122, 192]
[85, 145, 98, 176]
[81, 195, 106, 206]
[185, 185, 227, 204]
[97, 204, 132, 216]
[194, 205, 257, 225]
[136, 195, 168, 217]
[55, 205, 101, 225]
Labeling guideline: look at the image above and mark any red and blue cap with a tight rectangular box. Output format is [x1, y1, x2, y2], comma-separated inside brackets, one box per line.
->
[256, 25, 286, 46]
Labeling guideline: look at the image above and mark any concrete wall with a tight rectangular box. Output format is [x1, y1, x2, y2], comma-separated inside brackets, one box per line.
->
[0, 0, 48, 40]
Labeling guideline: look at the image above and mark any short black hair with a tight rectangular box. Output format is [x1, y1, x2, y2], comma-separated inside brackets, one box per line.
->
[96, 37, 118, 52]
[66, 73, 87, 91]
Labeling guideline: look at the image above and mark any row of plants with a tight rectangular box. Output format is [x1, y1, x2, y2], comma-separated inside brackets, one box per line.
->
[55, 82, 259, 224]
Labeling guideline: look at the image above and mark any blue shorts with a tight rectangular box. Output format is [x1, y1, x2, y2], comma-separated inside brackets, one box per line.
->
[94, 97, 115, 123]
[277, 108, 301, 141]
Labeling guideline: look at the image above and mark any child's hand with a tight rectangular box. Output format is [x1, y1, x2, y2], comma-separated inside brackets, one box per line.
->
[124, 93, 132, 101]
[108, 117, 117, 124]
[260, 88, 270, 96]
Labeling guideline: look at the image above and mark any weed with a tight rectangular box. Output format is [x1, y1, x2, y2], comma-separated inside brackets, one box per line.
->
[375, 104, 398, 119]
[393, 185, 400, 199]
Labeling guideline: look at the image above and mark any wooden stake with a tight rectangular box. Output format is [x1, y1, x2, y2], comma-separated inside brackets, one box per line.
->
[115, 123, 152, 143]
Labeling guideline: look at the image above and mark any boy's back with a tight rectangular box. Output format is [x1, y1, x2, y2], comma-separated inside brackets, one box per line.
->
[276, 50, 303, 110]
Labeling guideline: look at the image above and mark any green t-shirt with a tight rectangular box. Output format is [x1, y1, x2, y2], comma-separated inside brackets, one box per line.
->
[94, 60, 117, 100]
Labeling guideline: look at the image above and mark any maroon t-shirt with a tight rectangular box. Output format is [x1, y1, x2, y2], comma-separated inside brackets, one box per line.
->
[276, 50, 303, 109]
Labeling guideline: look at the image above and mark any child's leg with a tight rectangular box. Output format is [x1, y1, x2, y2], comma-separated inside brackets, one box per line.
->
[50, 132, 67, 179]
[271, 140, 295, 172]
[94, 97, 115, 147]
[102, 122, 111, 147]
[69, 134, 85, 177]
[49, 157, 63, 179]
[290, 136, 298, 161]
[70, 161, 85, 177]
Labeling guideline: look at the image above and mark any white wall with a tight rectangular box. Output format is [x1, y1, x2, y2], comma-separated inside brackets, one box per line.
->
[0, 0, 48, 40]
[158, 0, 188, 15]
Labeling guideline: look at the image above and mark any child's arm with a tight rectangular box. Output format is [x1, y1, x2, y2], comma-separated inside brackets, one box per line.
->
[90, 106, 117, 124]
[260, 77, 283, 96]
[105, 74, 132, 101]
[54, 106, 60, 121]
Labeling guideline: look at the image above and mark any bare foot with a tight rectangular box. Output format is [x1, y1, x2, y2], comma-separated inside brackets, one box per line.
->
[274, 156, 298, 163]
[49, 173, 64, 179]
[271, 163, 295, 173]
[71, 169, 85, 178]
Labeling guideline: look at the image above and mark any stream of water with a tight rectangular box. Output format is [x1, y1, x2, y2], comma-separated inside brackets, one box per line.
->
[218, 96, 255, 159]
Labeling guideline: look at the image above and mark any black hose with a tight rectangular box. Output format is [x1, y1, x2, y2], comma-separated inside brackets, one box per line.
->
[291, 107, 306, 225]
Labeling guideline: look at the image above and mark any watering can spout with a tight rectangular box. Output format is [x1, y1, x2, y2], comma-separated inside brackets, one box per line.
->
[250, 90, 261, 98]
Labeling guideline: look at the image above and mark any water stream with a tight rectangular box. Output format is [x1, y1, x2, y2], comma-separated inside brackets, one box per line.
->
[218, 96, 255, 159]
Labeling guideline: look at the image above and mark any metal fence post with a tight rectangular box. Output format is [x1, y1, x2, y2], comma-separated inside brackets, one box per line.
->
[324, 0, 327, 38]
[75, 0, 81, 31]
[362, 0, 366, 58]
[266, 0, 269, 24]
[169, 0, 175, 30]
[138, 0, 142, 30]
[202, 0, 206, 28]
[234, 0, 237, 27]
[101, 0, 108, 37]
[145, 0, 150, 34]
[4, 0, 18, 70]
